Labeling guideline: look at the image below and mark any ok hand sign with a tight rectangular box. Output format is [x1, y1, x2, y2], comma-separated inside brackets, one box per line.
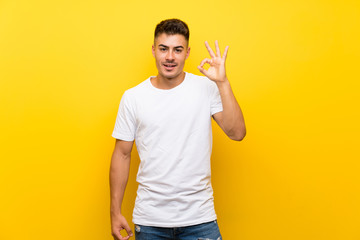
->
[198, 40, 229, 82]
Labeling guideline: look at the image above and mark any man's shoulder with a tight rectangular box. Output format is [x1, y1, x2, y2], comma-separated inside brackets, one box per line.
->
[124, 77, 151, 96]
[186, 72, 217, 89]
[187, 72, 207, 81]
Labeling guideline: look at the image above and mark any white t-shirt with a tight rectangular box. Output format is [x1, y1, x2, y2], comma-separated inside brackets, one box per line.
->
[112, 72, 223, 227]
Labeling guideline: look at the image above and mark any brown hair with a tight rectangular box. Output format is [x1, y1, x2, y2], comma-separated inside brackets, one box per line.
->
[154, 19, 190, 42]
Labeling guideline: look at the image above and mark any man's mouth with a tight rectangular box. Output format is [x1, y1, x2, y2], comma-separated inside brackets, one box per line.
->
[163, 63, 177, 70]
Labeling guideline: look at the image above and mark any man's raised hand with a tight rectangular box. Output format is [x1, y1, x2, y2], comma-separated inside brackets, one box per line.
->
[198, 40, 229, 82]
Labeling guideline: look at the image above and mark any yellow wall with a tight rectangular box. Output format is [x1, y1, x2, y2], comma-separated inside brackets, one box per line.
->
[1, 0, 359, 239]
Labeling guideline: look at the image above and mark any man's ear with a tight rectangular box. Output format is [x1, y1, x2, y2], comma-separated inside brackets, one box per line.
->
[186, 47, 191, 60]
[152, 45, 155, 57]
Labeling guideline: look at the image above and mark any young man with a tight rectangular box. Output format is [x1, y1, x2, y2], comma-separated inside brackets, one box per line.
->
[110, 19, 246, 240]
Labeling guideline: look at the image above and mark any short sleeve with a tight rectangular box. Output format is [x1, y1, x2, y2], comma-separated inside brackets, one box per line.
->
[209, 81, 223, 116]
[112, 91, 136, 141]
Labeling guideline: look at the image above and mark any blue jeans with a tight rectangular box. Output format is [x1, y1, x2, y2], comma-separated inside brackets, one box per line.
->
[134, 220, 222, 240]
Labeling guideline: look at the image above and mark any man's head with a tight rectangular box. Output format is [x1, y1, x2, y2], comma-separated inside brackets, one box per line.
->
[152, 19, 190, 80]
[154, 19, 189, 45]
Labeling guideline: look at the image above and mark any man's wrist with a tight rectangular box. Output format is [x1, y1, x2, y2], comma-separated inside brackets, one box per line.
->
[215, 78, 230, 88]
[110, 206, 122, 215]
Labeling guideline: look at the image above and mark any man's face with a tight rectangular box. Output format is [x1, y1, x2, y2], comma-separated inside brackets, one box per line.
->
[152, 33, 190, 80]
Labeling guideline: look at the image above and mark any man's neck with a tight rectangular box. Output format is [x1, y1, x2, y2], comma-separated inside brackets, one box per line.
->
[151, 72, 186, 90]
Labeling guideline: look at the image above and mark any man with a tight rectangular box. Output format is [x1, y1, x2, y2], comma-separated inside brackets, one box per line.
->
[110, 19, 246, 240]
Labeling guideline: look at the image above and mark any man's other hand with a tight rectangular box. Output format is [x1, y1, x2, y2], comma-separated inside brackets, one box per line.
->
[111, 213, 133, 240]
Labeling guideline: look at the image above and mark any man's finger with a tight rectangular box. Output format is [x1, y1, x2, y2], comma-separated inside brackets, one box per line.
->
[223, 46, 229, 60]
[215, 40, 221, 57]
[123, 223, 133, 237]
[204, 41, 215, 58]
[197, 65, 208, 76]
[118, 231, 130, 240]
[119, 236, 129, 240]
[199, 58, 211, 68]
[112, 230, 123, 240]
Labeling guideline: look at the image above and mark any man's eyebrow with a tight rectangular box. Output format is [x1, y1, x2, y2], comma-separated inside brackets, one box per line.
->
[158, 44, 184, 49]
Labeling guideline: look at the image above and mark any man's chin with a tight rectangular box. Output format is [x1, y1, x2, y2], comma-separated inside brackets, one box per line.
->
[161, 71, 181, 80]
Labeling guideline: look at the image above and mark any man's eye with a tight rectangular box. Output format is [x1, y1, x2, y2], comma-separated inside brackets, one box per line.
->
[175, 49, 182, 53]
[160, 48, 166, 51]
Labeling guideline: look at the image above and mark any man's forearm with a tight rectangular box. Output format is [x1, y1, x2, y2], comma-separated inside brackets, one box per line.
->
[109, 150, 131, 215]
[216, 78, 246, 140]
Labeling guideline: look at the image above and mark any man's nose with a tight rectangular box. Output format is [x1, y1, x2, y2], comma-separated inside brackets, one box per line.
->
[166, 50, 174, 61]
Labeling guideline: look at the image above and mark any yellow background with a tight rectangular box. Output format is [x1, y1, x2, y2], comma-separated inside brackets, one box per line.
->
[1, 0, 359, 239]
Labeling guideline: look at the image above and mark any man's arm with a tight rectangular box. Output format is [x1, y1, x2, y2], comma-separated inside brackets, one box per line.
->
[110, 139, 134, 240]
[212, 80, 246, 141]
[198, 40, 246, 141]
